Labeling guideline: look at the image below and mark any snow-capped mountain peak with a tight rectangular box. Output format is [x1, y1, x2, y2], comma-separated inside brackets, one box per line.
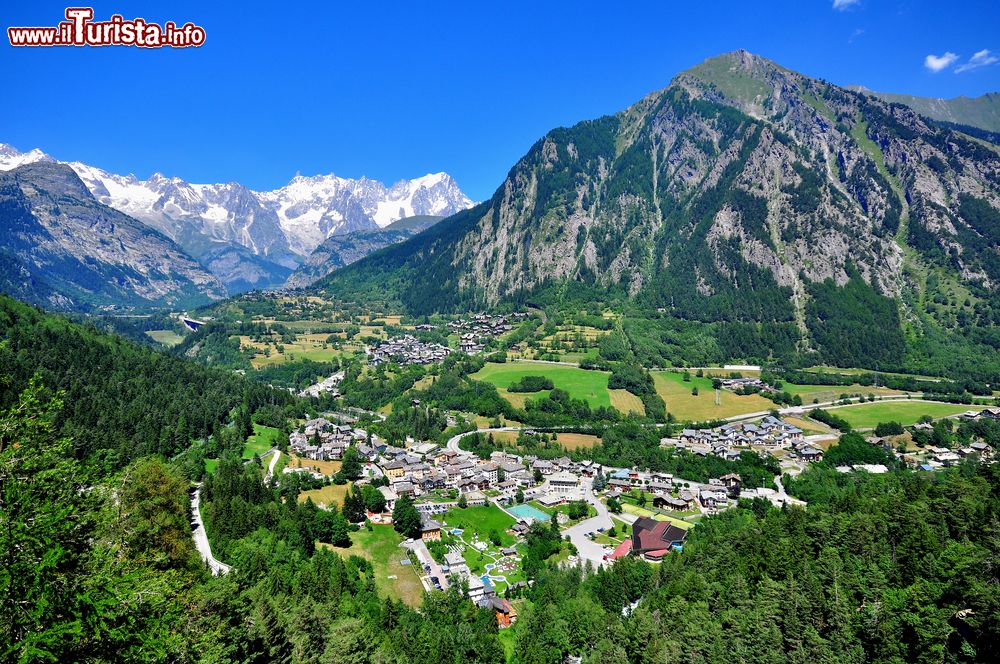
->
[0, 143, 475, 262]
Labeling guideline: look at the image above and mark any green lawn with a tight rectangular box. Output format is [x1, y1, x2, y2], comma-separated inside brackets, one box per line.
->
[204, 458, 219, 475]
[620, 503, 694, 530]
[828, 401, 978, 429]
[442, 504, 517, 547]
[652, 371, 774, 421]
[470, 361, 613, 410]
[243, 424, 281, 459]
[145, 329, 185, 346]
[324, 526, 424, 607]
[802, 365, 945, 381]
[784, 383, 905, 404]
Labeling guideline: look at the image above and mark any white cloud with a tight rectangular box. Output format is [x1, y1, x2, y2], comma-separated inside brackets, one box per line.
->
[924, 52, 960, 73]
[955, 49, 999, 73]
[833, 0, 861, 10]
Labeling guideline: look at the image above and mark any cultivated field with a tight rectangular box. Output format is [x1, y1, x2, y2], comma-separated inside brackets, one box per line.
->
[487, 430, 601, 450]
[609, 389, 645, 415]
[470, 361, 617, 410]
[785, 382, 906, 404]
[239, 333, 349, 368]
[652, 371, 773, 420]
[298, 482, 352, 510]
[828, 401, 979, 429]
[554, 432, 602, 450]
[286, 453, 342, 477]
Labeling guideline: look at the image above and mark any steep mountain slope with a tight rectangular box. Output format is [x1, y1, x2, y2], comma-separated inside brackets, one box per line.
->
[284, 215, 443, 288]
[321, 51, 1000, 376]
[0, 145, 474, 291]
[0, 162, 225, 311]
[854, 88, 1000, 133]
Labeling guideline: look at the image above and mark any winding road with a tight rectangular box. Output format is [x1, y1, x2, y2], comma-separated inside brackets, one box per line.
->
[190, 486, 231, 576]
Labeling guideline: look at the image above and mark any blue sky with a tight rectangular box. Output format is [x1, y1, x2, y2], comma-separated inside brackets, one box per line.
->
[2, 0, 998, 200]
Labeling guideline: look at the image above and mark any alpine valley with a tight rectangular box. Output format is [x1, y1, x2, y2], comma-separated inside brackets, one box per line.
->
[5, 40, 1000, 664]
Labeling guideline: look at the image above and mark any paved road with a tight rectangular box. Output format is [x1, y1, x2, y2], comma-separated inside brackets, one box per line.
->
[190, 486, 231, 576]
[404, 538, 448, 590]
[562, 478, 614, 570]
[264, 448, 280, 483]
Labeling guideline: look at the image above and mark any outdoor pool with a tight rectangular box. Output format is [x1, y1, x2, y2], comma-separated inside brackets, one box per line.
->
[507, 503, 550, 523]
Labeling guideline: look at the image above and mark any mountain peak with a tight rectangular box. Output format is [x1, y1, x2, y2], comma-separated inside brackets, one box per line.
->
[8, 161, 95, 201]
[674, 50, 792, 107]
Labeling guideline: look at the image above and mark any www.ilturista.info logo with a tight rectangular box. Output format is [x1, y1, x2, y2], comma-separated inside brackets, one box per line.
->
[8, 7, 205, 48]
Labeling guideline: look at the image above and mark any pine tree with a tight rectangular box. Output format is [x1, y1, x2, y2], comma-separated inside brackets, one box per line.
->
[392, 495, 422, 539]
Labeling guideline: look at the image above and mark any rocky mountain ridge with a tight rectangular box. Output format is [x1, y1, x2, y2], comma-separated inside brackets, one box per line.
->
[0, 162, 225, 311]
[284, 215, 443, 289]
[0, 145, 474, 291]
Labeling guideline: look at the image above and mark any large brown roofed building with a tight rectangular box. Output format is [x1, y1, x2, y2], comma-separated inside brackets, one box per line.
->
[630, 517, 687, 561]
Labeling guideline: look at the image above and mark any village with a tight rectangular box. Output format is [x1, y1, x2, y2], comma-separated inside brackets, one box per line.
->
[274, 399, 999, 628]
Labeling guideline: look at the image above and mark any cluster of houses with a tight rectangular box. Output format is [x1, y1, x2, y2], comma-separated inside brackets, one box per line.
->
[603, 468, 742, 514]
[677, 416, 804, 449]
[298, 371, 344, 398]
[288, 417, 373, 462]
[960, 406, 1000, 422]
[670, 416, 824, 461]
[446, 313, 525, 354]
[717, 376, 769, 391]
[368, 335, 451, 366]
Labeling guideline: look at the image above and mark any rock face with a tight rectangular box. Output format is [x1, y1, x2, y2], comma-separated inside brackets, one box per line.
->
[0, 162, 225, 311]
[322, 51, 1000, 361]
[285, 215, 443, 289]
[0, 147, 474, 292]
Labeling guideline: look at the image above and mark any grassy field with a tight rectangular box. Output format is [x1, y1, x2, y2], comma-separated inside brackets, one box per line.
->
[781, 415, 836, 437]
[298, 482, 353, 510]
[609, 389, 645, 415]
[243, 424, 282, 459]
[321, 526, 424, 606]
[829, 401, 978, 429]
[286, 453, 342, 477]
[784, 382, 905, 404]
[239, 333, 349, 368]
[442, 505, 517, 546]
[652, 371, 774, 420]
[802, 365, 945, 381]
[204, 458, 219, 475]
[488, 430, 601, 451]
[145, 329, 185, 346]
[554, 432, 602, 450]
[620, 503, 695, 530]
[470, 361, 618, 410]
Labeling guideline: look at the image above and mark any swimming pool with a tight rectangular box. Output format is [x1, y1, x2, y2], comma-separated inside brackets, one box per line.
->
[507, 503, 550, 523]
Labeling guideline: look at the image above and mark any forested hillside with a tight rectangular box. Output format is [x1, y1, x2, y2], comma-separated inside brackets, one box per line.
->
[0, 295, 292, 469]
